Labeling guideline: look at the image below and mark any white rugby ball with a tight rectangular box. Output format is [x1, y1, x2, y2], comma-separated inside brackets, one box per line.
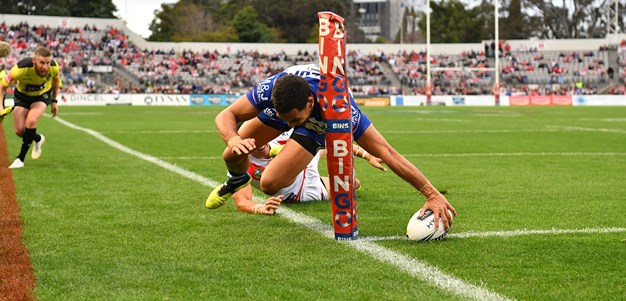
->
[406, 209, 452, 241]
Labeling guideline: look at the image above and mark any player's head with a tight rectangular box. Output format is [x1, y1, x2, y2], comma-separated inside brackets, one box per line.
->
[272, 74, 314, 127]
[32, 46, 53, 77]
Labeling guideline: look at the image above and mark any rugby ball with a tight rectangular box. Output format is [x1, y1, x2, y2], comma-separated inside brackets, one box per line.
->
[406, 209, 452, 241]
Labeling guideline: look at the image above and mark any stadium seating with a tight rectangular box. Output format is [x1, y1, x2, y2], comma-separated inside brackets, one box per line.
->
[1, 21, 624, 96]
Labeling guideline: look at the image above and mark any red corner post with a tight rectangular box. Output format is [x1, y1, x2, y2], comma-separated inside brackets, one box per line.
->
[317, 11, 358, 240]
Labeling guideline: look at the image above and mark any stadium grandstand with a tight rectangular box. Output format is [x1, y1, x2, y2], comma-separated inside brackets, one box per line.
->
[1, 13, 626, 98]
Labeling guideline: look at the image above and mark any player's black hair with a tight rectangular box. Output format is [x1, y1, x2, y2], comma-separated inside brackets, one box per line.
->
[272, 74, 311, 114]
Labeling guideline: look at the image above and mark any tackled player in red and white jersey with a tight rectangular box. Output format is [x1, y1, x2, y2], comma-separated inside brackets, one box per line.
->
[229, 129, 387, 215]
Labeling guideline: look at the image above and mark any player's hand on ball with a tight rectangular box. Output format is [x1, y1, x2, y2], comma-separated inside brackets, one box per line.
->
[420, 194, 456, 231]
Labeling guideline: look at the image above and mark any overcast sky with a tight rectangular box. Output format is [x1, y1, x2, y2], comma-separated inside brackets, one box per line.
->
[111, 0, 486, 39]
[112, 0, 175, 38]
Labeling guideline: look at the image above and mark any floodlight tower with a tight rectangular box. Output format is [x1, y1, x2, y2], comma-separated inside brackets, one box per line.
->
[494, 0, 500, 105]
[606, 0, 620, 34]
[418, 0, 500, 105]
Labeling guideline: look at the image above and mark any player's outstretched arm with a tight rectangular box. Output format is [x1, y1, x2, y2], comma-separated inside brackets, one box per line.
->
[355, 125, 456, 230]
[233, 185, 282, 215]
[353, 144, 387, 172]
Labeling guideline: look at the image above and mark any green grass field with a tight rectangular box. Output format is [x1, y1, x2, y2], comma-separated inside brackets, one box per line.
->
[3, 105, 626, 300]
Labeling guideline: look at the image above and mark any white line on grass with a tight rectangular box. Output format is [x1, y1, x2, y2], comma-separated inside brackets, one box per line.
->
[547, 125, 626, 134]
[360, 227, 626, 242]
[54, 116, 512, 301]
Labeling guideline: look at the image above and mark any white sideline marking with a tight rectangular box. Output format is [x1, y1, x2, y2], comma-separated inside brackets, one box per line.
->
[361, 227, 626, 242]
[54, 116, 512, 301]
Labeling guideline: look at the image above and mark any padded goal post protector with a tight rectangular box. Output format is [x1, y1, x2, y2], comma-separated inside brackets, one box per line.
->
[317, 11, 358, 240]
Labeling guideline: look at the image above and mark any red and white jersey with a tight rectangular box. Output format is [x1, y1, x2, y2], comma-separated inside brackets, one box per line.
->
[247, 131, 328, 202]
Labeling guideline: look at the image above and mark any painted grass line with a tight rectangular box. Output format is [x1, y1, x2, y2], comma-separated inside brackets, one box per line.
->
[54, 116, 512, 301]
[361, 227, 626, 242]
[548, 125, 626, 134]
[449, 227, 626, 238]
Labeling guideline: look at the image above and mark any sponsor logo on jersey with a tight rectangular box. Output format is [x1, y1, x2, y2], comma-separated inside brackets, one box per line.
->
[304, 117, 327, 134]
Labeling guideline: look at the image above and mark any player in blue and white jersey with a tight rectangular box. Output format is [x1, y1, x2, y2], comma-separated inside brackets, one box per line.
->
[206, 64, 456, 230]
[231, 129, 387, 215]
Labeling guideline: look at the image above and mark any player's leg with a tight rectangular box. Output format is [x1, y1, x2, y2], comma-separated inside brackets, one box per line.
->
[8, 106, 29, 168]
[26, 101, 47, 160]
[11, 106, 28, 137]
[9, 100, 46, 168]
[260, 137, 314, 195]
[12, 102, 46, 165]
[297, 152, 330, 202]
[206, 118, 282, 209]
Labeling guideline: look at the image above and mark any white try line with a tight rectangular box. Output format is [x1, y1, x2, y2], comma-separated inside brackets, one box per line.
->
[53, 116, 512, 301]
[360, 227, 626, 242]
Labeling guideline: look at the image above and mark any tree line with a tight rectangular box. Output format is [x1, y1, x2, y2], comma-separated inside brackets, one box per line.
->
[2, 0, 623, 43]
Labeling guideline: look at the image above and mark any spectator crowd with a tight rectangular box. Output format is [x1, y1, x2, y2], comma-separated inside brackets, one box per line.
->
[2, 21, 625, 96]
